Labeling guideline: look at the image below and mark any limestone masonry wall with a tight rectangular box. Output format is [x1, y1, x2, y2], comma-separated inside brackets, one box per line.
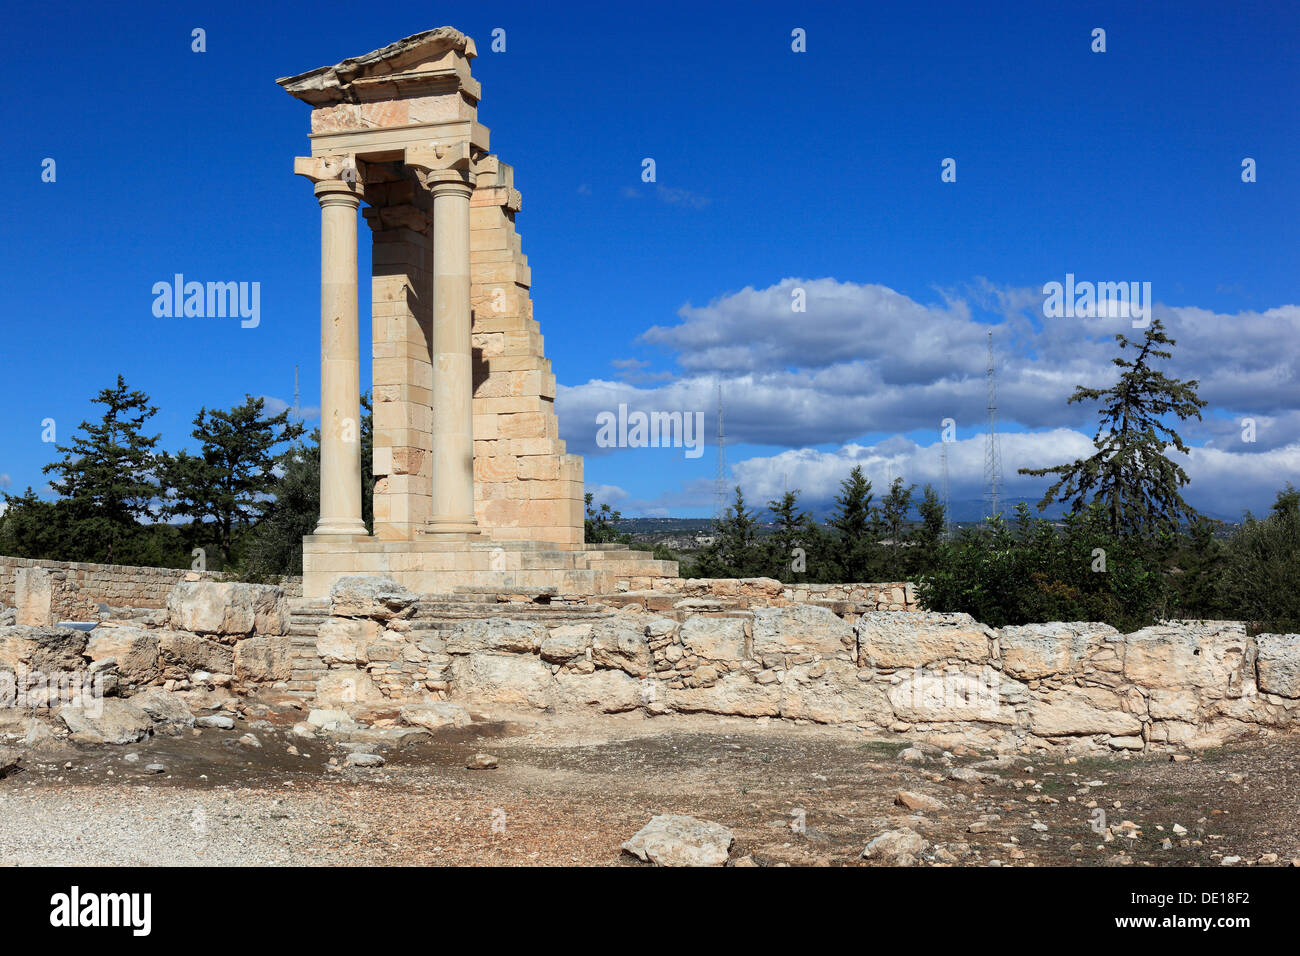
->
[0, 581, 296, 700]
[0, 557, 302, 622]
[314, 577, 1300, 754]
[600, 577, 918, 618]
[7, 573, 1297, 756]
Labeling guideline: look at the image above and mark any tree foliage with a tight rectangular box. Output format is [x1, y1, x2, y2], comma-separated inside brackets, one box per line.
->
[1019, 319, 1206, 537]
[160, 395, 304, 563]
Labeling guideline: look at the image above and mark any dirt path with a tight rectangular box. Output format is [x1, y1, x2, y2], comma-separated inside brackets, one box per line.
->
[2, 711, 1297, 866]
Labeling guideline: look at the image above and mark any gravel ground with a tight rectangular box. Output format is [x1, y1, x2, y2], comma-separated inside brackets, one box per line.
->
[2, 709, 1298, 867]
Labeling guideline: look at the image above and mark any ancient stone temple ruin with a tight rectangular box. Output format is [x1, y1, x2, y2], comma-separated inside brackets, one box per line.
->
[278, 27, 675, 599]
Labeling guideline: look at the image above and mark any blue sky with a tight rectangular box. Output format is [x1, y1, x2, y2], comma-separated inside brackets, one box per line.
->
[2, 0, 1297, 522]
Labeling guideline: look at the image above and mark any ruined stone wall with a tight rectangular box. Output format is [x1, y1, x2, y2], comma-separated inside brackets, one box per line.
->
[598, 577, 919, 618]
[0, 581, 297, 703]
[467, 156, 584, 547]
[364, 154, 585, 547]
[312, 579, 1300, 753]
[0, 557, 302, 622]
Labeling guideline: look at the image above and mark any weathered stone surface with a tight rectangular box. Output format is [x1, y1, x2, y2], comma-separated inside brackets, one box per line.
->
[86, 626, 159, 686]
[1256, 633, 1300, 699]
[445, 618, 546, 655]
[400, 701, 471, 730]
[0, 625, 89, 673]
[315, 668, 384, 708]
[671, 673, 781, 717]
[779, 660, 893, 726]
[345, 752, 385, 767]
[590, 616, 652, 677]
[317, 617, 381, 664]
[58, 698, 153, 744]
[329, 576, 417, 620]
[1027, 687, 1143, 737]
[753, 604, 852, 660]
[307, 708, 355, 731]
[857, 611, 992, 668]
[130, 687, 195, 728]
[539, 623, 593, 662]
[999, 622, 1118, 679]
[23, 719, 62, 751]
[896, 790, 947, 812]
[555, 669, 643, 713]
[862, 827, 927, 865]
[15, 567, 53, 626]
[158, 630, 233, 676]
[1123, 623, 1253, 693]
[621, 814, 733, 867]
[1148, 688, 1200, 721]
[166, 582, 257, 635]
[679, 616, 747, 662]
[233, 636, 292, 683]
[450, 653, 555, 709]
[249, 585, 289, 635]
[888, 665, 1023, 724]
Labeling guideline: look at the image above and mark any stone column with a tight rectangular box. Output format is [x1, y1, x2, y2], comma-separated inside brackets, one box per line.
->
[423, 171, 481, 535]
[314, 179, 367, 536]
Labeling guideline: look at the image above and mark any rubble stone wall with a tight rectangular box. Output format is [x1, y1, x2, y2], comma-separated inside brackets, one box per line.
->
[0, 581, 296, 701]
[598, 577, 919, 618]
[0, 557, 304, 622]
[314, 578, 1300, 753]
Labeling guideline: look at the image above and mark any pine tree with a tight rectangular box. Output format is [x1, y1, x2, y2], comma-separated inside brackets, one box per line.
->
[829, 465, 876, 581]
[1018, 319, 1206, 538]
[912, 483, 947, 575]
[44, 375, 162, 524]
[161, 395, 304, 564]
[880, 477, 915, 545]
[242, 432, 320, 578]
[42, 375, 162, 561]
[584, 493, 628, 544]
[717, 486, 760, 574]
[765, 488, 812, 579]
[241, 395, 372, 577]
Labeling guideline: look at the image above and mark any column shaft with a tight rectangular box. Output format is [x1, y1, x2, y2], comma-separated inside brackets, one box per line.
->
[314, 180, 367, 536]
[426, 176, 480, 534]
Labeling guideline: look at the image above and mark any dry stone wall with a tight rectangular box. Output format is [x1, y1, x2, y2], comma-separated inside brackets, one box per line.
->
[0, 556, 302, 623]
[312, 578, 1300, 753]
[0, 582, 295, 709]
[598, 577, 918, 619]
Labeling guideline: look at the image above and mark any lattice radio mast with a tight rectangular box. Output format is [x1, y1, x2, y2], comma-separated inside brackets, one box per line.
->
[983, 330, 1003, 521]
[292, 365, 301, 420]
